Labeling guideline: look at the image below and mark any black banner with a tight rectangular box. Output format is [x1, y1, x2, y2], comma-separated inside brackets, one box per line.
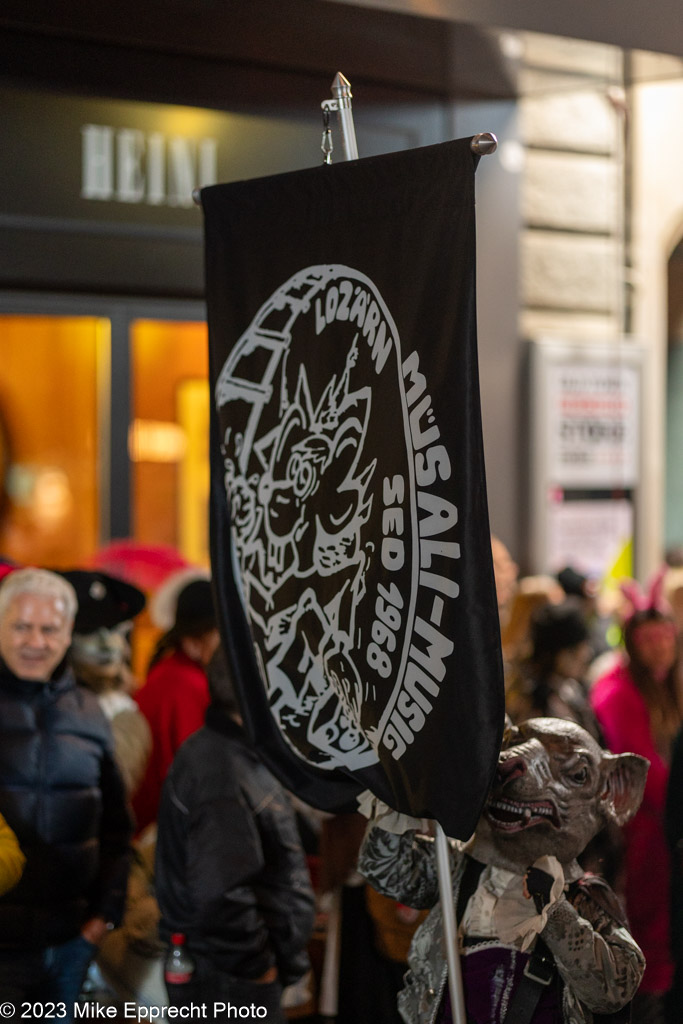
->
[202, 138, 504, 838]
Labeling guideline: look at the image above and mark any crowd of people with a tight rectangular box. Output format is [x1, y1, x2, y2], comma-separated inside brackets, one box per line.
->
[0, 539, 682, 1024]
[0, 562, 315, 1022]
[495, 537, 683, 1024]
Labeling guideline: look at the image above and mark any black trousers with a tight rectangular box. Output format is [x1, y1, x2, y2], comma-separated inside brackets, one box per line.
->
[165, 951, 286, 1023]
[336, 885, 405, 1024]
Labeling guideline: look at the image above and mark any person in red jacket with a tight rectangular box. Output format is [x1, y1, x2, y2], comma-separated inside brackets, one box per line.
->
[133, 579, 220, 832]
[590, 570, 682, 1024]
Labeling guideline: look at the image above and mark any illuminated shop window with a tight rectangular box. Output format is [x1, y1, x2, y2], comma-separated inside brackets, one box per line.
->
[0, 315, 108, 568]
[130, 319, 209, 566]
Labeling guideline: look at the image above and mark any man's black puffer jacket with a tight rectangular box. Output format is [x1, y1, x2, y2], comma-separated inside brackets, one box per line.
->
[0, 661, 133, 949]
[155, 705, 315, 986]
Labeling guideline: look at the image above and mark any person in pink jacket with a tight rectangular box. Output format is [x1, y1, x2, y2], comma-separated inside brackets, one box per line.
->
[591, 572, 682, 1024]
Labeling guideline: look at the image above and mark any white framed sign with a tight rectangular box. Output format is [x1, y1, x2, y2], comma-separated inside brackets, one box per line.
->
[545, 362, 639, 487]
[528, 339, 645, 581]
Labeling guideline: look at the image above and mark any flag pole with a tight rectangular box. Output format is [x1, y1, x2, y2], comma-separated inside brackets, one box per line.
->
[202, 84, 496, 1019]
[321, 72, 359, 163]
[331, 72, 359, 161]
[320, 85, 495, 1023]
[435, 822, 468, 1024]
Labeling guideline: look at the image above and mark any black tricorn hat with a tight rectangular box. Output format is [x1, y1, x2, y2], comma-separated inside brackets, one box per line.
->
[58, 569, 146, 634]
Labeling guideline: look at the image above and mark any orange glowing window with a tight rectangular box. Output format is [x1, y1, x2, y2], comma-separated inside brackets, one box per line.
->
[130, 319, 209, 566]
[0, 315, 107, 569]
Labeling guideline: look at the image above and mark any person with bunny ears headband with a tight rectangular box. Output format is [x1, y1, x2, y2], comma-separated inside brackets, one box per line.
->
[590, 567, 681, 1024]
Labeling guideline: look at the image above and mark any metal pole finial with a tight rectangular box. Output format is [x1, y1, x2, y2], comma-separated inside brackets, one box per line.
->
[470, 132, 498, 156]
[331, 72, 353, 107]
[321, 72, 359, 163]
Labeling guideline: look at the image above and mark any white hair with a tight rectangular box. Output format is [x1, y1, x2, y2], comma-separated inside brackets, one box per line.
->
[0, 568, 78, 624]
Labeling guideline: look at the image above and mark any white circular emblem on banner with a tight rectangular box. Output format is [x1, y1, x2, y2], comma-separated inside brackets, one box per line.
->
[215, 265, 456, 772]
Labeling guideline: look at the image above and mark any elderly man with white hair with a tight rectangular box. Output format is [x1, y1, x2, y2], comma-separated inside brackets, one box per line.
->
[0, 567, 133, 1018]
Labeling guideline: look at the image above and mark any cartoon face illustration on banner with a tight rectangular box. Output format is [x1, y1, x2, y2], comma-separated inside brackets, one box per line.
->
[215, 265, 460, 771]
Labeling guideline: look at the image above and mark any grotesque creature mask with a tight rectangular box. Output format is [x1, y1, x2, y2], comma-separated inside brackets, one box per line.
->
[473, 718, 649, 871]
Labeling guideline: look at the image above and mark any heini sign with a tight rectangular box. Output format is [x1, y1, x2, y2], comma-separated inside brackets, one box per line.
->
[81, 124, 217, 208]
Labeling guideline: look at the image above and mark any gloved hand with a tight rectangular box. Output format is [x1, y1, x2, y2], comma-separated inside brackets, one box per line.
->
[523, 865, 556, 913]
[495, 855, 564, 950]
[356, 790, 429, 834]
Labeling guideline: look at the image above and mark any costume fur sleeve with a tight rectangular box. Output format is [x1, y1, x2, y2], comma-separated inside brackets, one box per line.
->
[357, 823, 453, 910]
[543, 881, 645, 1016]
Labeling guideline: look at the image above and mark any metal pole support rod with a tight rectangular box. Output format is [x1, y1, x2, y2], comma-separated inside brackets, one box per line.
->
[435, 823, 468, 1024]
[331, 72, 359, 162]
[470, 132, 498, 155]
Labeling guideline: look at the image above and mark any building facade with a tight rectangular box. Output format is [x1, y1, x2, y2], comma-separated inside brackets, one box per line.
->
[1, 0, 682, 580]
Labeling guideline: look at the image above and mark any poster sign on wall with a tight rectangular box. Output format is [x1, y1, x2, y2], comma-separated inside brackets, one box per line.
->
[529, 340, 645, 582]
[545, 496, 634, 579]
[545, 362, 639, 488]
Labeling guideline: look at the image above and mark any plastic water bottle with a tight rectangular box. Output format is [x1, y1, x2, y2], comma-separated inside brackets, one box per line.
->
[164, 932, 195, 986]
